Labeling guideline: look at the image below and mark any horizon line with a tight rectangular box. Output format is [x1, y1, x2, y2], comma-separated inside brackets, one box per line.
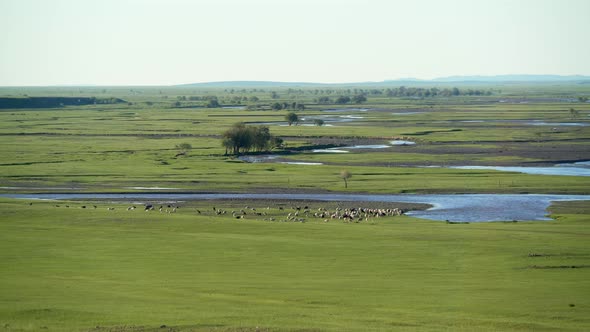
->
[2, 74, 590, 88]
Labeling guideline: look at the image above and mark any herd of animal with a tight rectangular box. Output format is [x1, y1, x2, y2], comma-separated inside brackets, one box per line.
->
[44, 201, 406, 223]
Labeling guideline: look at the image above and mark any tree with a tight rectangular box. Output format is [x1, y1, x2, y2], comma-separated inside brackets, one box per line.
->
[335, 96, 351, 104]
[175, 143, 192, 157]
[569, 108, 580, 119]
[285, 112, 299, 126]
[222, 123, 281, 155]
[270, 136, 284, 150]
[314, 119, 325, 126]
[578, 96, 588, 103]
[272, 102, 283, 110]
[222, 136, 233, 155]
[206, 98, 220, 108]
[340, 170, 352, 188]
[352, 94, 367, 104]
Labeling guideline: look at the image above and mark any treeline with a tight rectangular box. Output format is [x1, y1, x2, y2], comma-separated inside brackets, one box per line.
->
[0, 97, 125, 109]
[222, 123, 283, 155]
[271, 101, 305, 110]
[171, 85, 492, 109]
[222, 87, 493, 97]
[383, 87, 491, 97]
[316, 94, 367, 104]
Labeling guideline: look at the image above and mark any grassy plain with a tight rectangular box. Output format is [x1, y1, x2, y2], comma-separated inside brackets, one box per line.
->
[0, 86, 589, 194]
[0, 84, 589, 331]
[0, 198, 589, 331]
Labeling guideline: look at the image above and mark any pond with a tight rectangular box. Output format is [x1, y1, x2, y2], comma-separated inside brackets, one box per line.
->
[2, 193, 588, 223]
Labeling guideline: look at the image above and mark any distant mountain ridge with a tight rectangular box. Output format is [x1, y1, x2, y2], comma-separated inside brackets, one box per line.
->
[179, 75, 590, 87]
[431, 75, 590, 82]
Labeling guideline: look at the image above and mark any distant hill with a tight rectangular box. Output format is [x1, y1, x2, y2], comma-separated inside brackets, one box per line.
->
[179, 75, 590, 88]
[177, 81, 322, 88]
[431, 75, 590, 83]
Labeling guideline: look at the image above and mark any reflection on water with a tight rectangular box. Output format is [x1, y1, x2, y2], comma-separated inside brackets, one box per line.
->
[450, 162, 590, 177]
[312, 149, 349, 153]
[322, 108, 369, 112]
[390, 140, 416, 145]
[281, 162, 323, 165]
[238, 155, 279, 163]
[458, 120, 589, 126]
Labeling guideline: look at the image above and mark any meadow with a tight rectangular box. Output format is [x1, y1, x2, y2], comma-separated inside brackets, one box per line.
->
[0, 83, 589, 331]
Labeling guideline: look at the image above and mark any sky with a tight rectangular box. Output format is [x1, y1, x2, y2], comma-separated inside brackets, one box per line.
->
[0, 0, 589, 86]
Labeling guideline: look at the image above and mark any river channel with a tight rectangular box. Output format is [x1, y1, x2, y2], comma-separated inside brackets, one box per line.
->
[2, 193, 588, 223]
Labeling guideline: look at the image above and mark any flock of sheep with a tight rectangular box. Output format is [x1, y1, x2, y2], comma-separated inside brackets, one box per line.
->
[46, 201, 406, 223]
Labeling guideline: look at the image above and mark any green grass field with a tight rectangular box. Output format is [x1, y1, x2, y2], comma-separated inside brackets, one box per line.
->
[1, 85, 589, 331]
[0, 198, 589, 331]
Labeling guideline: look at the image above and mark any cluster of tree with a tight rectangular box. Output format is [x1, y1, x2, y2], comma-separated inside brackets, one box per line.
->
[205, 96, 220, 108]
[385, 87, 491, 97]
[272, 102, 305, 111]
[315, 94, 367, 104]
[222, 123, 283, 155]
[172, 95, 220, 108]
[579, 96, 588, 102]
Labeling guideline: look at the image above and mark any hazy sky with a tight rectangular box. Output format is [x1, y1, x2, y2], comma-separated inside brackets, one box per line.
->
[1, 0, 589, 85]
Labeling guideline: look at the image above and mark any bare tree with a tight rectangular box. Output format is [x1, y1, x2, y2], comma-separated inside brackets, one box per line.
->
[340, 170, 352, 188]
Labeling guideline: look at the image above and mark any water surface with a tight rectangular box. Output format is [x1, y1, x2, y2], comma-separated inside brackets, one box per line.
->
[451, 162, 590, 177]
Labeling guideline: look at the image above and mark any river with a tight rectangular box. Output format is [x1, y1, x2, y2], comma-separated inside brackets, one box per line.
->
[2, 193, 588, 223]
